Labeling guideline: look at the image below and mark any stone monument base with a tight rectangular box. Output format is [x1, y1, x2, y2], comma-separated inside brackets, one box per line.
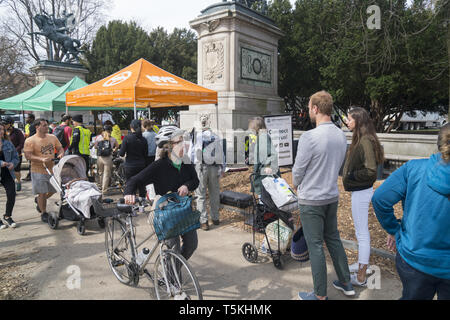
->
[180, 91, 284, 131]
[31, 60, 89, 87]
[31, 60, 93, 123]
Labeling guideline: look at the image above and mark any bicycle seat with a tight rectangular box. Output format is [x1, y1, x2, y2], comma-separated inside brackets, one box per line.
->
[116, 203, 133, 213]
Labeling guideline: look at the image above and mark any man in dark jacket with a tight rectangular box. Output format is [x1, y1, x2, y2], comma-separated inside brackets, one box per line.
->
[119, 120, 148, 197]
[4, 117, 25, 191]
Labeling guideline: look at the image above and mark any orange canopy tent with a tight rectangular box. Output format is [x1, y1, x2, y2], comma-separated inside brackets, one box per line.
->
[65, 58, 217, 117]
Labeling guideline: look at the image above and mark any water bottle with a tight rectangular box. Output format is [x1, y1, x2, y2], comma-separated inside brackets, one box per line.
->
[136, 247, 150, 267]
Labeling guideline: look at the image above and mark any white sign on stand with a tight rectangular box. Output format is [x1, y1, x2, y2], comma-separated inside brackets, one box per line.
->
[264, 114, 294, 167]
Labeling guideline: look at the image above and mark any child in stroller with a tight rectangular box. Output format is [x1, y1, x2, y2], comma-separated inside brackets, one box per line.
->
[45, 155, 105, 235]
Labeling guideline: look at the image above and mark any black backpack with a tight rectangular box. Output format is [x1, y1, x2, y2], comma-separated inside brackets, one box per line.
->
[52, 125, 67, 148]
[97, 139, 112, 157]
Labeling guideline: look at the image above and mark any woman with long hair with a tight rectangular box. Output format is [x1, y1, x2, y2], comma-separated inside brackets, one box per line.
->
[118, 120, 148, 198]
[0, 123, 19, 229]
[342, 107, 384, 286]
[94, 125, 119, 195]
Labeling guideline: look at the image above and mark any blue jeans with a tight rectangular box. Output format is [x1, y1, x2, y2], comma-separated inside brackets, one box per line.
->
[396, 252, 450, 300]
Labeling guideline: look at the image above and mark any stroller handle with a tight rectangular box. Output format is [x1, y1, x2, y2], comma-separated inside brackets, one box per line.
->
[42, 158, 60, 175]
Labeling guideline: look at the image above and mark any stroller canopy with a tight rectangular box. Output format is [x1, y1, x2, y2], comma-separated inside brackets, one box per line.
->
[53, 155, 87, 186]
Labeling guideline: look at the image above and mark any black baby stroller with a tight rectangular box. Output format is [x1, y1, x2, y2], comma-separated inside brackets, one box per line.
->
[44, 155, 106, 235]
[241, 173, 296, 270]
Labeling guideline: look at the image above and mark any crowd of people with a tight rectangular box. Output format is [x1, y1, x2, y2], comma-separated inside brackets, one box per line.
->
[0, 90, 449, 300]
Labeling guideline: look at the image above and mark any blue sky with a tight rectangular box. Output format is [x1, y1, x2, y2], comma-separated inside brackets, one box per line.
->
[107, 0, 298, 33]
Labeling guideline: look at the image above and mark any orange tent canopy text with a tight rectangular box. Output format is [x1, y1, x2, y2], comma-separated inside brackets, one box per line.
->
[66, 58, 217, 109]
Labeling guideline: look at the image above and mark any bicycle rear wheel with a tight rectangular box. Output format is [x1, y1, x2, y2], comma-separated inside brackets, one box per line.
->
[105, 217, 138, 286]
[153, 249, 202, 300]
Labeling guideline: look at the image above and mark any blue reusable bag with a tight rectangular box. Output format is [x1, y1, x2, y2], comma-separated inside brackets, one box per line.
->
[153, 193, 201, 241]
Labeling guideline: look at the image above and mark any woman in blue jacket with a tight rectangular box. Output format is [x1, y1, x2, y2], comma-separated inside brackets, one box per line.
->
[372, 123, 450, 300]
[0, 122, 19, 229]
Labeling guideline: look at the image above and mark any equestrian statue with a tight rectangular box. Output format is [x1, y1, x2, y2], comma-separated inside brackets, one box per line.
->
[29, 11, 82, 63]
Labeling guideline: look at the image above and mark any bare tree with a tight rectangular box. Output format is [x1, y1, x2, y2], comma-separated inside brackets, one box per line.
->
[0, 36, 34, 100]
[0, 0, 110, 62]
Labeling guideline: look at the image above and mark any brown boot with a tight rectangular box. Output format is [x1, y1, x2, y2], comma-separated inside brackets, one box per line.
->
[201, 222, 209, 231]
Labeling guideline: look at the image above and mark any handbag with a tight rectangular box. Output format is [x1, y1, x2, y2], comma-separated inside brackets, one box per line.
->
[153, 193, 200, 241]
[290, 227, 309, 262]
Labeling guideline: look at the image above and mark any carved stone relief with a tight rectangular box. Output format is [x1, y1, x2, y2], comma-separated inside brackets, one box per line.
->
[241, 47, 271, 84]
[203, 41, 225, 84]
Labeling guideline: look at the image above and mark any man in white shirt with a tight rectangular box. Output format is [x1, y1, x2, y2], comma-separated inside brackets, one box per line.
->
[188, 115, 225, 231]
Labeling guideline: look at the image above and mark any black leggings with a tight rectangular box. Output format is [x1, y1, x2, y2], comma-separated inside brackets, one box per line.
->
[124, 166, 146, 197]
[1, 168, 16, 217]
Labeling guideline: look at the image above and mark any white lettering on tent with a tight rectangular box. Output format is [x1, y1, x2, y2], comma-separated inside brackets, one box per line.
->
[146, 75, 178, 84]
[103, 71, 132, 87]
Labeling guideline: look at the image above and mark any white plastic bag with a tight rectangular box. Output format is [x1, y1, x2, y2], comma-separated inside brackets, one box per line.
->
[262, 176, 297, 209]
[262, 219, 293, 253]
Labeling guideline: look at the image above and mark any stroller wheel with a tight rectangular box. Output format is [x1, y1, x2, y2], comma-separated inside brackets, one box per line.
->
[48, 213, 59, 230]
[273, 254, 283, 270]
[98, 217, 106, 229]
[77, 220, 86, 235]
[242, 242, 258, 263]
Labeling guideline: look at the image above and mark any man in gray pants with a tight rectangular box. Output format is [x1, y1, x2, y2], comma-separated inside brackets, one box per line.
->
[293, 90, 355, 300]
[189, 115, 225, 231]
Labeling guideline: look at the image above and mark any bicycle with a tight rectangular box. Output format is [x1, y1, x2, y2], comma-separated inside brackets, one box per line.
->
[106, 152, 126, 193]
[93, 196, 203, 300]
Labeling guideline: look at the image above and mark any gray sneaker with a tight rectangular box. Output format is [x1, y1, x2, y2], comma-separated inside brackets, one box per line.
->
[332, 280, 356, 296]
[298, 291, 328, 300]
[0, 220, 6, 230]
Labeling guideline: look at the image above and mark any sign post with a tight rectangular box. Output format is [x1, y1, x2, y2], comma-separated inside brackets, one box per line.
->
[263, 114, 294, 167]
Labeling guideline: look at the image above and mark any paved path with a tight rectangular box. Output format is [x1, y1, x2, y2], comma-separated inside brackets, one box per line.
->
[0, 182, 402, 300]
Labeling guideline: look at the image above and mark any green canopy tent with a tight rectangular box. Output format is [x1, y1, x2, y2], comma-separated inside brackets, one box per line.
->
[0, 80, 59, 111]
[23, 77, 88, 112]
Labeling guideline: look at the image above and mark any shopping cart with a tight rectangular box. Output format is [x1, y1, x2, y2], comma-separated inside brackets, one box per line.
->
[241, 173, 296, 270]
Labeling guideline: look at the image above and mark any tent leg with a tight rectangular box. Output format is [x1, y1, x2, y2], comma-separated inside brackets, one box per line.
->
[93, 111, 98, 135]
[215, 103, 219, 130]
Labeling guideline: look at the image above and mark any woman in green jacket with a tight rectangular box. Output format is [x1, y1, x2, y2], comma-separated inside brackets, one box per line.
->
[342, 107, 384, 287]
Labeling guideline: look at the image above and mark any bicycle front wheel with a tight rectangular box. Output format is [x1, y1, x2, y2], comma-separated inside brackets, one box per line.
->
[105, 217, 137, 286]
[153, 249, 203, 300]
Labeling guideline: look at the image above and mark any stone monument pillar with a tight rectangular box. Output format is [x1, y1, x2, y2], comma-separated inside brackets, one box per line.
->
[31, 60, 89, 87]
[180, 1, 284, 131]
[31, 60, 92, 123]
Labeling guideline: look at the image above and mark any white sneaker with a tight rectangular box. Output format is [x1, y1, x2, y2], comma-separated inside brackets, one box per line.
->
[349, 263, 373, 275]
[350, 273, 367, 287]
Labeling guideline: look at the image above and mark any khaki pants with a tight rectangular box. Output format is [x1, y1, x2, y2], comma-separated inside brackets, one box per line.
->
[195, 164, 220, 224]
[97, 155, 113, 193]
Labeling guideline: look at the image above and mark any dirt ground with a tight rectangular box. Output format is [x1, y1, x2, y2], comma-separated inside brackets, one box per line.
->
[1, 167, 403, 300]
[218, 168, 402, 279]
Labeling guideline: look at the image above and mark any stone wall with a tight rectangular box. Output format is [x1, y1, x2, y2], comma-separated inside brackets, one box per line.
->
[293, 130, 439, 160]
